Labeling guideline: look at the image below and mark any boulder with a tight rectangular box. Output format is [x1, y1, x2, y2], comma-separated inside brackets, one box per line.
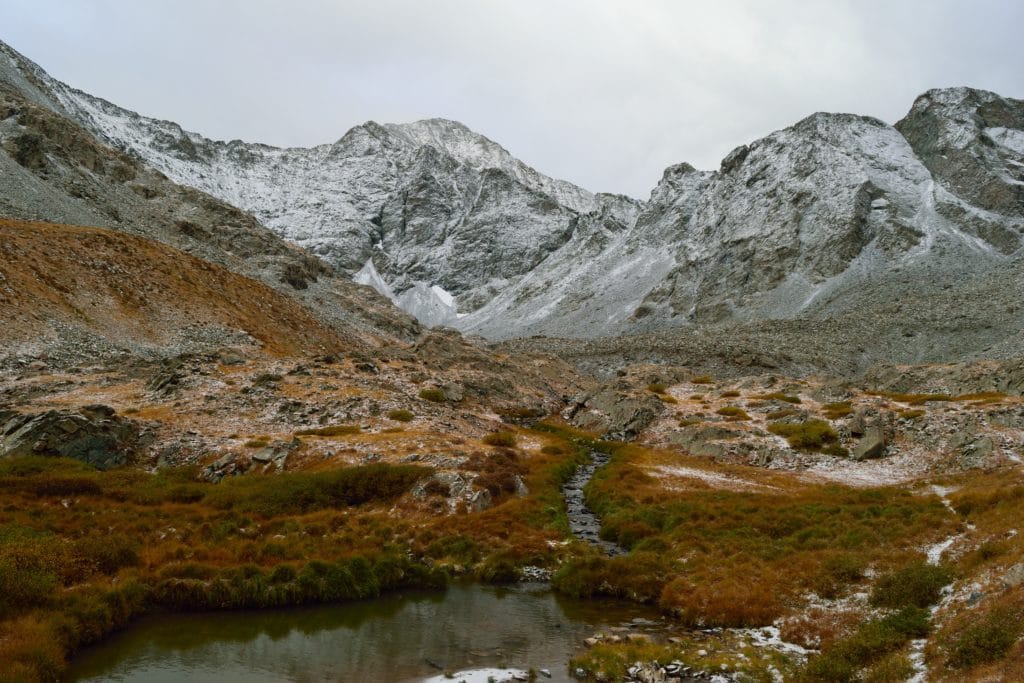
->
[667, 424, 742, 458]
[1003, 563, 1024, 588]
[571, 381, 665, 440]
[147, 357, 187, 395]
[852, 424, 887, 460]
[0, 406, 148, 469]
[949, 429, 996, 469]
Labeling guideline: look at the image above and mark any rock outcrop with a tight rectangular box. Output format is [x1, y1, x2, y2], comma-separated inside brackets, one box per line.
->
[0, 405, 150, 469]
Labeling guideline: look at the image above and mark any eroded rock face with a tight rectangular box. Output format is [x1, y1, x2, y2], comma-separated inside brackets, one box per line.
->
[570, 381, 666, 440]
[897, 87, 1024, 222]
[0, 405, 149, 469]
[865, 357, 1024, 397]
[666, 424, 745, 459]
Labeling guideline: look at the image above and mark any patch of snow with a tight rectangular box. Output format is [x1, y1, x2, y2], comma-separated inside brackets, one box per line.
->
[396, 283, 460, 328]
[735, 625, 810, 658]
[926, 536, 957, 565]
[906, 638, 928, 683]
[421, 668, 528, 683]
[353, 258, 395, 299]
[986, 126, 1024, 156]
[430, 284, 456, 309]
[652, 465, 775, 491]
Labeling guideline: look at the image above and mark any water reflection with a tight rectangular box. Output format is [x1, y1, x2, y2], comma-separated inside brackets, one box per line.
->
[66, 583, 661, 683]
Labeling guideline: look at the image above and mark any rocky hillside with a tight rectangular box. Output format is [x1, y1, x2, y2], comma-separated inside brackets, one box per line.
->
[463, 101, 1024, 341]
[0, 43, 420, 346]
[0, 219, 351, 366]
[0, 41, 638, 326]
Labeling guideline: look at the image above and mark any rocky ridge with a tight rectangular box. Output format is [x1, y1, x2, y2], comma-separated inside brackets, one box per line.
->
[3, 40, 1022, 353]
[0, 44, 420, 348]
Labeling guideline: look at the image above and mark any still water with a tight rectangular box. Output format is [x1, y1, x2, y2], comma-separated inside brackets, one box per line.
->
[66, 582, 662, 682]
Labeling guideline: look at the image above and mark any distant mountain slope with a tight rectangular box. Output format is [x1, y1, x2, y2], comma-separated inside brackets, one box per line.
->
[0, 41, 419, 345]
[1, 39, 1022, 354]
[0, 219, 349, 364]
[0, 41, 638, 325]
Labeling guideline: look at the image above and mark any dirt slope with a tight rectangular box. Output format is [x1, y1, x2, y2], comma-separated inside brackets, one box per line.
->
[0, 218, 351, 359]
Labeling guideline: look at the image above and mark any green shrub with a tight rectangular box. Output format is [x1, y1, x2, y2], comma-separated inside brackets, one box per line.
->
[0, 456, 94, 477]
[269, 564, 297, 584]
[426, 535, 479, 563]
[25, 475, 102, 497]
[482, 431, 517, 447]
[477, 555, 520, 584]
[553, 553, 670, 603]
[870, 561, 951, 609]
[880, 392, 952, 406]
[822, 401, 853, 419]
[387, 409, 415, 422]
[647, 383, 667, 394]
[947, 607, 1022, 668]
[801, 607, 930, 681]
[716, 406, 750, 421]
[73, 535, 140, 575]
[206, 464, 429, 516]
[864, 653, 915, 683]
[720, 390, 741, 398]
[0, 560, 56, 617]
[768, 420, 840, 452]
[419, 388, 446, 403]
[295, 424, 361, 436]
[691, 375, 714, 385]
[758, 392, 802, 404]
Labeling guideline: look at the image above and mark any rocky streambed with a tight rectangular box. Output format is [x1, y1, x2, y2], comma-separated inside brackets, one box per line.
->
[563, 450, 627, 556]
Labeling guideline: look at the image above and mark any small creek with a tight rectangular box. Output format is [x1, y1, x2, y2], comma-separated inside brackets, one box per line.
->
[562, 450, 626, 556]
[66, 449, 637, 682]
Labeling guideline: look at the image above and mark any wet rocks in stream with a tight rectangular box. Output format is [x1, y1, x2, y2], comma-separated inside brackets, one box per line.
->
[563, 450, 626, 556]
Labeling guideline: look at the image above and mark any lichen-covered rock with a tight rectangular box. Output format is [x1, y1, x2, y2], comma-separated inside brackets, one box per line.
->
[0, 405, 149, 469]
[571, 381, 665, 440]
[852, 424, 887, 461]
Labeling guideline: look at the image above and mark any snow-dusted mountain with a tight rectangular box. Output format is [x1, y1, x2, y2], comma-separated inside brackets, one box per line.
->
[2, 39, 1023, 339]
[454, 95, 1024, 338]
[0, 40, 639, 326]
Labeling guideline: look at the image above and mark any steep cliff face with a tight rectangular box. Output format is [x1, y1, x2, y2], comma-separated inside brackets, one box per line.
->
[896, 87, 1024, 255]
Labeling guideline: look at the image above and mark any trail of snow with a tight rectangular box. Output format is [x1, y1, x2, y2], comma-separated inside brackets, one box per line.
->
[908, 484, 972, 682]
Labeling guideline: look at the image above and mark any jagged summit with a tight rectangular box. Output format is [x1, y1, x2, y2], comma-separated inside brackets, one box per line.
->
[0, 40, 638, 322]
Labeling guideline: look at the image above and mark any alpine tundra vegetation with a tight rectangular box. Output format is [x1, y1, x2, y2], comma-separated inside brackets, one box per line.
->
[0, 22, 1023, 683]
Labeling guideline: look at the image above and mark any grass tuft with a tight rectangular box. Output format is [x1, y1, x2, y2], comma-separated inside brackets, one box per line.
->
[418, 388, 446, 403]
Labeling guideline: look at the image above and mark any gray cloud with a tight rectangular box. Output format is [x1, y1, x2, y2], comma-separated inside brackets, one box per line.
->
[4, 0, 1023, 197]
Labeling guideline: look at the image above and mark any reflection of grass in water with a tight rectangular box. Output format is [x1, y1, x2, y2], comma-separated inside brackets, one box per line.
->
[69, 584, 661, 682]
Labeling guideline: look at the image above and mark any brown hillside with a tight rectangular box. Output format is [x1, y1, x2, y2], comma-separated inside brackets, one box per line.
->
[0, 218, 350, 357]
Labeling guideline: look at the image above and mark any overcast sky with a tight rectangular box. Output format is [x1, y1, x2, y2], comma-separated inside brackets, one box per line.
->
[4, 0, 1023, 197]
